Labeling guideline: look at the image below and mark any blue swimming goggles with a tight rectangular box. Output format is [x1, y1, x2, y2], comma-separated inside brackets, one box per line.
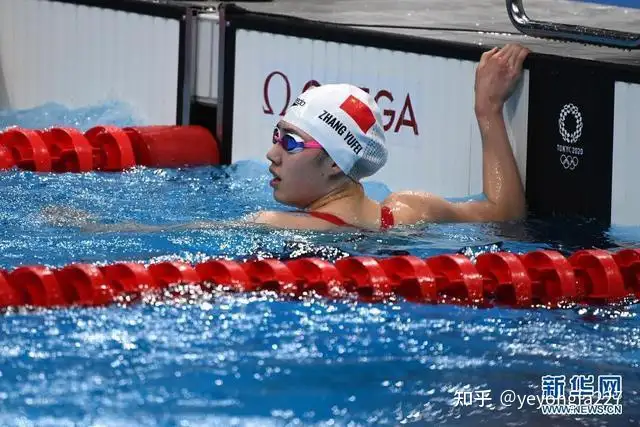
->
[272, 127, 322, 154]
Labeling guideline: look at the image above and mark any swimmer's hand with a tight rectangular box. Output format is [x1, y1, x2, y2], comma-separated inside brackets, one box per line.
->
[39, 205, 136, 232]
[78, 219, 253, 233]
[40, 205, 254, 233]
[474, 43, 529, 116]
[40, 205, 175, 232]
[40, 205, 98, 228]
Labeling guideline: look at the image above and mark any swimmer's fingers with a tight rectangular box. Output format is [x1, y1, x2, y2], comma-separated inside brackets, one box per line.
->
[513, 46, 530, 71]
[493, 44, 528, 71]
[502, 44, 529, 72]
[480, 47, 499, 65]
[506, 45, 522, 68]
[496, 43, 515, 58]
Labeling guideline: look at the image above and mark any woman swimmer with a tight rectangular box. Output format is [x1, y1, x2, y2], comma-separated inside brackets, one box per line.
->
[43, 43, 529, 233]
[250, 43, 529, 231]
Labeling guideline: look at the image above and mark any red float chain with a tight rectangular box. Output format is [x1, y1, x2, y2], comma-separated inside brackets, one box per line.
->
[0, 125, 220, 172]
[0, 249, 638, 310]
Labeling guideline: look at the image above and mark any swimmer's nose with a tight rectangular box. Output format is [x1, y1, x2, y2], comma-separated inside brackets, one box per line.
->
[266, 142, 282, 164]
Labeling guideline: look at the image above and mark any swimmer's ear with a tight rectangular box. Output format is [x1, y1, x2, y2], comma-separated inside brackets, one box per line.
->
[315, 151, 345, 179]
[328, 162, 345, 178]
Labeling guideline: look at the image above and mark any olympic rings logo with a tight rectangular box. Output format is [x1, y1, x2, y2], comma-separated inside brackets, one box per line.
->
[560, 154, 579, 170]
[558, 103, 583, 144]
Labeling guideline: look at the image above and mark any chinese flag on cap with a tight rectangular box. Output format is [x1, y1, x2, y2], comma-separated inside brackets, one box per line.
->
[339, 95, 376, 133]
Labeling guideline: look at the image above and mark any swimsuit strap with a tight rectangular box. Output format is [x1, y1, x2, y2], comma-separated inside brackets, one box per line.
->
[305, 211, 351, 227]
[380, 205, 395, 230]
[305, 206, 395, 230]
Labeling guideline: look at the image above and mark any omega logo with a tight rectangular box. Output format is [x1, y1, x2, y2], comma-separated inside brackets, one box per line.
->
[262, 71, 419, 135]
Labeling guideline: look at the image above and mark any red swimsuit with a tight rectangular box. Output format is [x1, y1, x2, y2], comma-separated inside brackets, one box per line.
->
[305, 206, 395, 230]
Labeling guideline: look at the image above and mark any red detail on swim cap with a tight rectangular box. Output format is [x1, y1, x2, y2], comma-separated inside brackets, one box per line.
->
[339, 95, 376, 133]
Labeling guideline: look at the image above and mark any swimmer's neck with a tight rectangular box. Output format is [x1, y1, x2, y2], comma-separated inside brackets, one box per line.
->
[304, 180, 366, 211]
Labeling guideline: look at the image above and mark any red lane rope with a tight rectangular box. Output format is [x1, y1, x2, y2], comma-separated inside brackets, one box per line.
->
[1, 249, 638, 310]
[0, 125, 220, 172]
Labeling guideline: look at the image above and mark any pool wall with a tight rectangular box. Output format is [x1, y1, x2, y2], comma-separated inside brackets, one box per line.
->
[2, 0, 640, 227]
[0, 0, 191, 125]
[216, 4, 640, 227]
[612, 82, 640, 227]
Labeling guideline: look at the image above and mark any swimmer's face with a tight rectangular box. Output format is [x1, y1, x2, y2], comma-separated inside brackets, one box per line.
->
[266, 121, 337, 208]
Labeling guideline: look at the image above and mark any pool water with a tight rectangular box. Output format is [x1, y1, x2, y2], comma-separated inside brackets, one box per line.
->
[0, 103, 638, 426]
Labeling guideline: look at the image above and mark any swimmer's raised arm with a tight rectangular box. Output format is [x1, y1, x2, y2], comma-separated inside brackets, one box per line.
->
[385, 44, 529, 224]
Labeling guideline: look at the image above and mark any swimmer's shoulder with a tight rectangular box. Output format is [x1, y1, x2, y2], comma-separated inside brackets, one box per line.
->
[250, 210, 343, 230]
[382, 190, 445, 225]
[384, 190, 497, 224]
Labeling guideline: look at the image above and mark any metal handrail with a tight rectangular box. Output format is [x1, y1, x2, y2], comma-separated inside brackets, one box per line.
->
[506, 0, 640, 49]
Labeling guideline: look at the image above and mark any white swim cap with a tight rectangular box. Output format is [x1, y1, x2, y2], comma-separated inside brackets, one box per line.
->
[282, 83, 388, 181]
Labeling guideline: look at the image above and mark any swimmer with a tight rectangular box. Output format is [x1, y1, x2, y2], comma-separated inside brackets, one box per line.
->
[44, 43, 529, 233]
[252, 43, 529, 231]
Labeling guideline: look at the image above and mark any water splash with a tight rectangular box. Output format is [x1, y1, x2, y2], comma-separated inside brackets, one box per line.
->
[0, 101, 140, 132]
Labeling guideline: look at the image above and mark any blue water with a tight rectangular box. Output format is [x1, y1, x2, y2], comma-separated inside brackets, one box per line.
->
[0, 103, 639, 426]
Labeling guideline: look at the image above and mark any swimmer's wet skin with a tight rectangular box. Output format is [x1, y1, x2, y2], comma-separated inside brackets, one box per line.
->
[45, 43, 529, 233]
